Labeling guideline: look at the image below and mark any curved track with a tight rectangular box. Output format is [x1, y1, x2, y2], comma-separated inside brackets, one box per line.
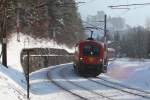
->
[48, 65, 111, 100]
[60, 67, 113, 100]
[88, 77, 150, 99]
[48, 64, 150, 100]
[96, 77, 150, 94]
[48, 67, 87, 100]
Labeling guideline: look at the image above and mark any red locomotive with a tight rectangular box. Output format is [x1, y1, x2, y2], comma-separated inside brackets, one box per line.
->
[73, 35, 107, 77]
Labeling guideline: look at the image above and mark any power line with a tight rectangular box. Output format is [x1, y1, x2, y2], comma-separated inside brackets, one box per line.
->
[77, 0, 97, 7]
[83, 21, 104, 31]
[110, 7, 130, 10]
[109, 2, 150, 17]
[109, 2, 150, 9]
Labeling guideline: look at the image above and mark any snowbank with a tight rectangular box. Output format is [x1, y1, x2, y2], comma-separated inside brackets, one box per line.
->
[7, 33, 74, 71]
[107, 58, 150, 91]
[0, 64, 26, 100]
[0, 33, 75, 100]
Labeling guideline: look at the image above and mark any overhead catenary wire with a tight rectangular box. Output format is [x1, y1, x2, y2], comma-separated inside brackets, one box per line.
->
[83, 20, 105, 31]
[109, 2, 150, 9]
[109, 2, 150, 17]
[110, 7, 130, 10]
[77, 0, 97, 7]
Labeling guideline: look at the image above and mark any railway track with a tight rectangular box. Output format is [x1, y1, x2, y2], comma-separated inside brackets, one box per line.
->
[88, 77, 150, 99]
[60, 67, 114, 100]
[96, 77, 150, 94]
[70, 68, 150, 100]
[48, 66, 87, 100]
[48, 64, 150, 100]
[48, 65, 113, 100]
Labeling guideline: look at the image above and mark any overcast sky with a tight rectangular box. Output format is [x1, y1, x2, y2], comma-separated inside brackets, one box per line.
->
[76, 0, 150, 27]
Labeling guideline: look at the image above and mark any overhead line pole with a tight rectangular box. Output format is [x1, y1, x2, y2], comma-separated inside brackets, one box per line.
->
[2, 0, 8, 68]
[25, 49, 34, 99]
[27, 50, 30, 99]
[104, 14, 107, 72]
[104, 15, 107, 44]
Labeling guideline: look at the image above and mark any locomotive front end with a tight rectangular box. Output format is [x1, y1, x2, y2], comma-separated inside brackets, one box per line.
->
[74, 40, 106, 77]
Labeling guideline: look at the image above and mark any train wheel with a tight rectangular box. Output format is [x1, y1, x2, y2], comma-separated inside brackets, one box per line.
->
[73, 63, 75, 69]
[82, 72, 100, 77]
[74, 63, 83, 75]
[82, 69, 101, 77]
[103, 59, 108, 73]
[89, 70, 101, 77]
[73, 64, 77, 73]
[94, 65, 103, 76]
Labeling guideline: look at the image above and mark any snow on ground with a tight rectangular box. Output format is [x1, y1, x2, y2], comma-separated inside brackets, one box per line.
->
[6, 33, 74, 71]
[30, 64, 80, 100]
[1, 57, 150, 99]
[106, 58, 150, 92]
[0, 33, 75, 100]
[0, 64, 26, 100]
[0, 63, 79, 100]
[0, 34, 150, 99]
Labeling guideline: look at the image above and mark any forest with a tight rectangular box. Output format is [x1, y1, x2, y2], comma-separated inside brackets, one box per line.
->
[0, 0, 86, 47]
[1, 0, 150, 58]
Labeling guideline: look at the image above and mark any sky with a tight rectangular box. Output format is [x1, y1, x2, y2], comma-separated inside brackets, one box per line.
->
[76, 0, 150, 27]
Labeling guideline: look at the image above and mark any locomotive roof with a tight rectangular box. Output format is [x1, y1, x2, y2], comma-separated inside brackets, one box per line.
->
[77, 39, 104, 47]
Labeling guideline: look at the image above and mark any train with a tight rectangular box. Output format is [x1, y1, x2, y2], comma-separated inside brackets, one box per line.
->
[73, 36, 108, 77]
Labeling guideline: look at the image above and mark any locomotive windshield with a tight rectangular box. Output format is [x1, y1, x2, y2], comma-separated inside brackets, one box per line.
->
[83, 45, 99, 56]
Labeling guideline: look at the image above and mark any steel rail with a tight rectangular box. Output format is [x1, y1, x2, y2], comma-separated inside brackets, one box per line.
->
[60, 67, 114, 100]
[47, 67, 87, 100]
[88, 77, 150, 99]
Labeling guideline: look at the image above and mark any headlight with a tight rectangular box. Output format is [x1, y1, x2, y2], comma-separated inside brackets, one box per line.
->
[99, 59, 103, 62]
[80, 57, 83, 61]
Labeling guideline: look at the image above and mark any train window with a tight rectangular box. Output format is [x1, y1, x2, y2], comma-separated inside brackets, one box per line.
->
[83, 45, 99, 56]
